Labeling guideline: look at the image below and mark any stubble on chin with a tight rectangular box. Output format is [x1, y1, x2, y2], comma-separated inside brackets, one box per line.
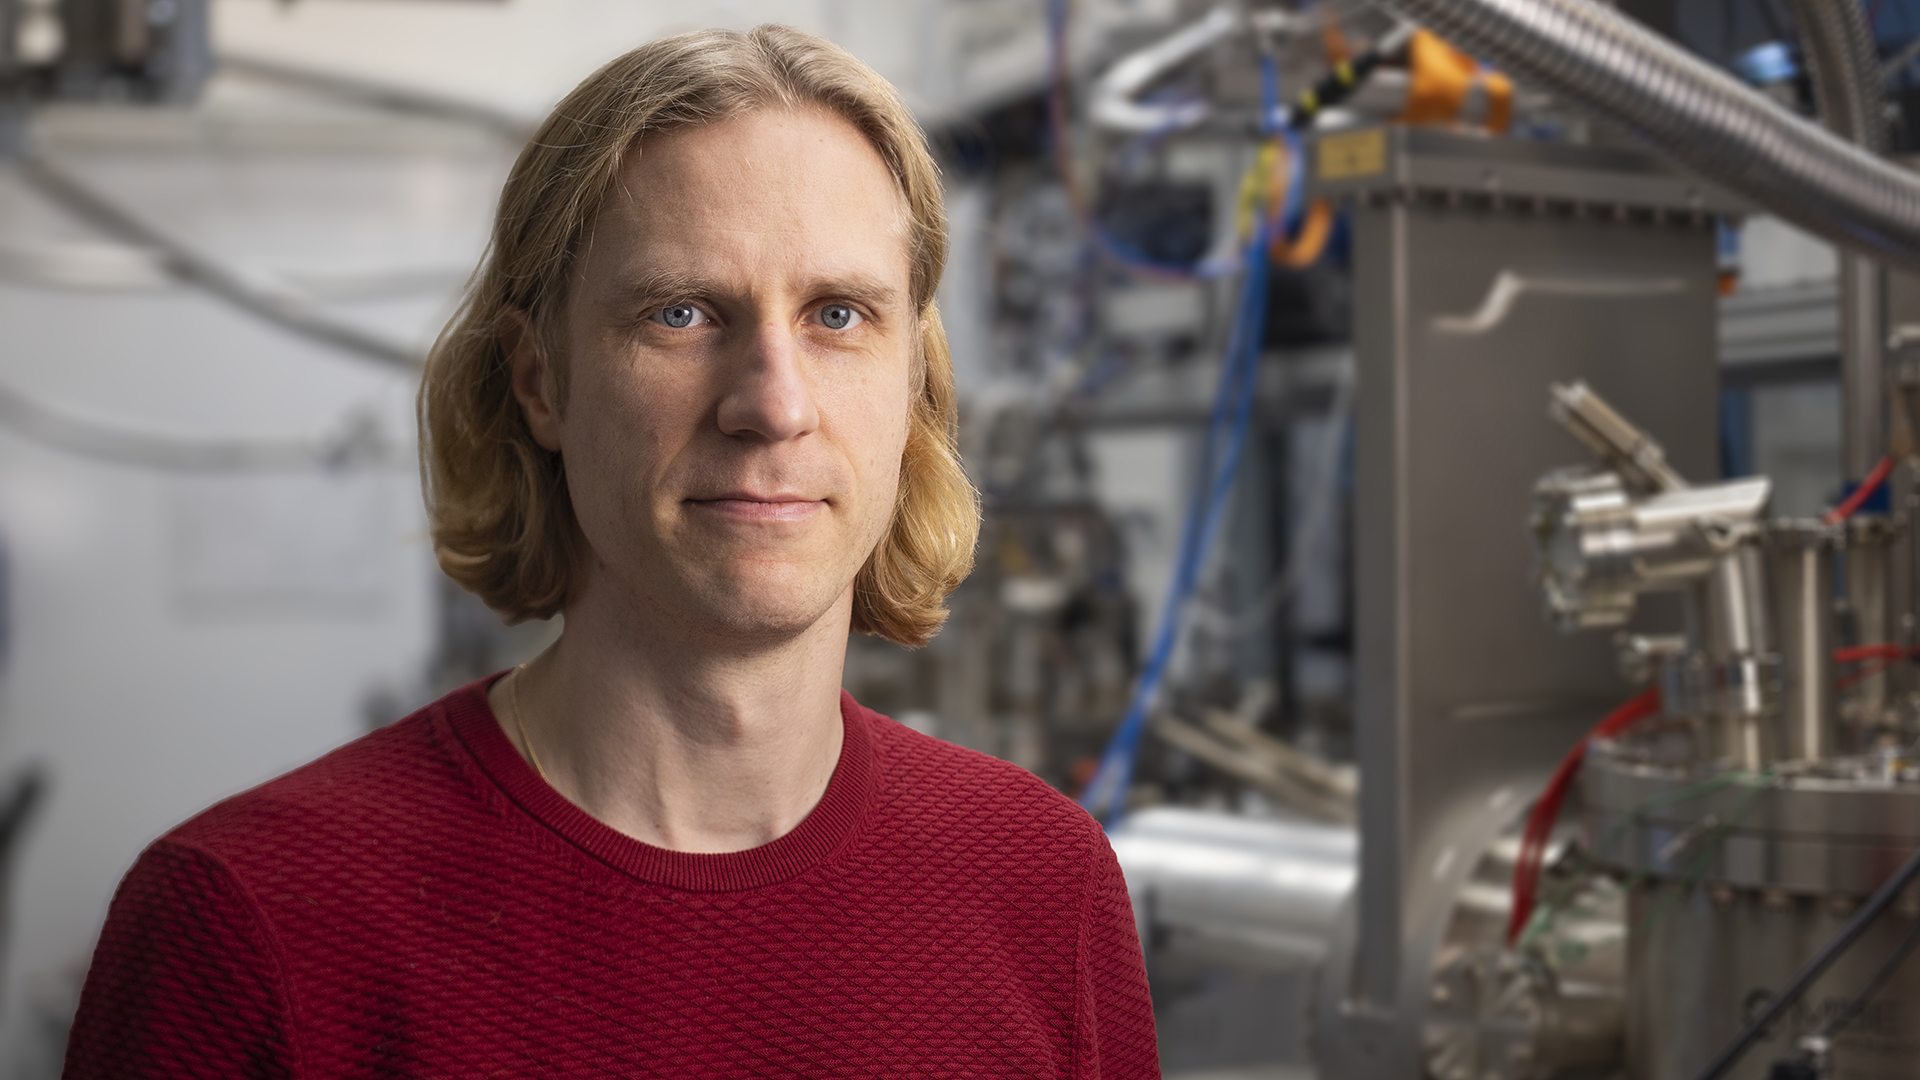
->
[627, 544, 856, 649]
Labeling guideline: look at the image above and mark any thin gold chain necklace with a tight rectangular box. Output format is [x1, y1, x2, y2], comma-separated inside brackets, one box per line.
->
[508, 665, 552, 784]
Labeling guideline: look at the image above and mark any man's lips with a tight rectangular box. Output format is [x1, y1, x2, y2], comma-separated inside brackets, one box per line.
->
[686, 494, 826, 522]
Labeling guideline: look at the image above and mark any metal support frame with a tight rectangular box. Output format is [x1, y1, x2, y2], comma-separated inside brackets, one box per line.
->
[1304, 126, 1729, 1076]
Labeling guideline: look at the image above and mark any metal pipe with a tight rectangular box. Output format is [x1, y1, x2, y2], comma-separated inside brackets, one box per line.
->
[1086, 5, 1240, 134]
[1108, 806, 1356, 967]
[1790, 0, 1890, 481]
[1382, 0, 1920, 277]
[1839, 257, 1889, 479]
[1691, 839, 1920, 1080]
[1787, 0, 1885, 155]
[1766, 522, 1838, 761]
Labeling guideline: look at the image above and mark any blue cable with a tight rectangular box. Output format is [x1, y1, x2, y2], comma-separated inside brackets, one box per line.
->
[1080, 54, 1285, 823]
[1079, 242, 1269, 820]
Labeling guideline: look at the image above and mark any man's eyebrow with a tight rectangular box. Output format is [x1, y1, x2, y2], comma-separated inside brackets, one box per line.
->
[603, 270, 906, 312]
[606, 270, 722, 308]
[805, 275, 904, 311]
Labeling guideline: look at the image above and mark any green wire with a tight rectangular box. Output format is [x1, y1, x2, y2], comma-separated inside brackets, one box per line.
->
[1636, 770, 1775, 941]
[1518, 766, 1774, 954]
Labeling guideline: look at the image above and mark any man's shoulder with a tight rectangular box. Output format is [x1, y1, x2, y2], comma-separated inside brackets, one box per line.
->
[162, 686, 485, 870]
[854, 700, 1105, 862]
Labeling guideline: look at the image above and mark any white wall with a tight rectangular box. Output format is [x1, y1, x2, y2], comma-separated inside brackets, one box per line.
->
[0, 85, 513, 1071]
[216, 0, 861, 120]
[213, 0, 1181, 126]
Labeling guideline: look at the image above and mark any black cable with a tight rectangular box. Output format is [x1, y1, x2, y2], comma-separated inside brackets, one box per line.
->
[1286, 23, 1416, 131]
[1693, 840, 1920, 1080]
[1764, 902, 1920, 1079]
[1816, 896, 1920, 1039]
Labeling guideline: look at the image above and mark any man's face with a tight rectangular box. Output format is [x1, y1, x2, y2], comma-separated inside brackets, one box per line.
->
[516, 106, 916, 641]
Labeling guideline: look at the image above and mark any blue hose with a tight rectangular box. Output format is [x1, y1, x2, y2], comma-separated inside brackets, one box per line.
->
[1078, 235, 1271, 821]
[1075, 52, 1285, 823]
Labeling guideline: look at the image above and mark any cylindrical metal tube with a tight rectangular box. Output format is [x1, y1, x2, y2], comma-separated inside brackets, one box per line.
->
[1587, 753, 1920, 1080]
[1706, 545, 1773, 663]
[1889, 346, 1920, 460]
[1533, 472, 1773, 632]
[1705, 545, 1781, 767]
[1841, 256, 1889, 481]
[1768, 522, 1839, 762]
[1789, 0, 1889, 482]
[1843, 517, 1902, 747]
[1628, 885, 1920, 1080]
[1108, 806, 1356, 968]
[1788, 0, 1887, 153]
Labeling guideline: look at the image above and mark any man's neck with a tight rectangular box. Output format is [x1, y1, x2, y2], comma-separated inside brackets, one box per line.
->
[486, 587, 850, 855]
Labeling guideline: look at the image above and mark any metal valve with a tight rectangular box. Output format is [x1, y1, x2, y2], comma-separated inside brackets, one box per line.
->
[1531, 382, 1772, 632]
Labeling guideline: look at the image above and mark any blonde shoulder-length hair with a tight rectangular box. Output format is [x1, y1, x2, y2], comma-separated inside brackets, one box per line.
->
[419, 24, 979, 647]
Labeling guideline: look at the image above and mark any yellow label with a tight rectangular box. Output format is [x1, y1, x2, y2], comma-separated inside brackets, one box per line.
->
[1318, 128, 1387, 182]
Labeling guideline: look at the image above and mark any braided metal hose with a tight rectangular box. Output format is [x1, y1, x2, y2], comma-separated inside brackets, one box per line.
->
[1386, 0, 1920, 276]
[1791, 0, 1886, 150]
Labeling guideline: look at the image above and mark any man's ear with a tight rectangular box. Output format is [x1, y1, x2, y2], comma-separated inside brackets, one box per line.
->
[500, 308, 564, 452]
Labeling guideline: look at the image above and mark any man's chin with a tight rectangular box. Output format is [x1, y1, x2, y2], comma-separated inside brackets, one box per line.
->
[673, 574, 850, 644]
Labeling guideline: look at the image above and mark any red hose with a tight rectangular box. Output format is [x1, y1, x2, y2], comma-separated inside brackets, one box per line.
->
[1834, 642, 1907, 664]
[1507, 640, 1917, 944]
[1825, 456, 1895, 526]
[1506, 687, 1660, 944]
[1833, 642, 1915, 691]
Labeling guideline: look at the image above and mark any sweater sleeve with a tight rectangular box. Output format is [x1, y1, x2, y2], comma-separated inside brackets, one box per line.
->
[63, 839, 300, 1080]
[1072, 831, 1161, 1080]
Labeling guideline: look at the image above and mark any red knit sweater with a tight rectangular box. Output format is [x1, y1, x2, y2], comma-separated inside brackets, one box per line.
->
[63, 677, 1158, 1079]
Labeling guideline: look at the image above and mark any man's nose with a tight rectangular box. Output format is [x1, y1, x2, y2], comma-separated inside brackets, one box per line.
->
[715, 316, 821, 443]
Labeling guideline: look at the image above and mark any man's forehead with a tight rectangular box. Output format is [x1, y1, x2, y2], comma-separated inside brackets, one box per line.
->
[583, 107, 913, 295]
[608, 107, 909, 231]
[587, 228, 911, 305]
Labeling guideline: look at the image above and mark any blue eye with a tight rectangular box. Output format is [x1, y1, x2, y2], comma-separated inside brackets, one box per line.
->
[819, 304, 860, 330]
[659, 304, 700, 328]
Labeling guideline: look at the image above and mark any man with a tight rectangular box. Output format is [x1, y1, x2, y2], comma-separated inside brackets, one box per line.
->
[63, 24, 1158, 1080]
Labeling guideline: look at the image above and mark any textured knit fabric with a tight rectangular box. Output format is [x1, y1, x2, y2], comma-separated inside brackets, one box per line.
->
[64, 676, 1158, 1079]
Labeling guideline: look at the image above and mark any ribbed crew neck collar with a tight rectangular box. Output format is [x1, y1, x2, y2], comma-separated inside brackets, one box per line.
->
[443, 674, 876, 892]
